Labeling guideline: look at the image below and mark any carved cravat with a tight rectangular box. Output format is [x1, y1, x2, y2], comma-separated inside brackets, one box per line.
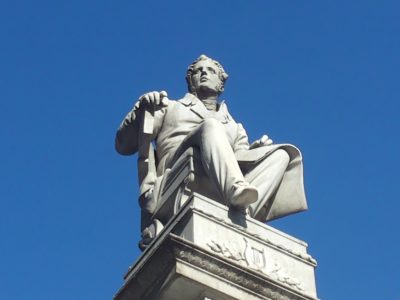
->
[201, 99, 217, 111]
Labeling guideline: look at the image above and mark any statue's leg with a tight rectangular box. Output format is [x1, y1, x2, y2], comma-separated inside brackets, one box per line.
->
[244, 149, 290, 221]
[170, 119, 257, 208]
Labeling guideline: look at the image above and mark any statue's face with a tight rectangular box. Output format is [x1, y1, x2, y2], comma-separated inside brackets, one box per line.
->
[190, 59, 222, 95]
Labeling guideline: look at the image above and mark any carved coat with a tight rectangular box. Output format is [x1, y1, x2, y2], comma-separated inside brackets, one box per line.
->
[116, 93, 307, 221]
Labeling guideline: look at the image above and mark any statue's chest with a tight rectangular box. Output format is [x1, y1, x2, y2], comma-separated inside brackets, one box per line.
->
[162, 104, 237, 144]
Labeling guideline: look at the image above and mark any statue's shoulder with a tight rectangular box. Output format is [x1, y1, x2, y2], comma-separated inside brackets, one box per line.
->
[156, 94, 193, 111]
[160, 97, 188, 114]
[156, 95, 189, 118]
[219, 101, 237, 123]
[177, 98, 191, 107]
[176, 93, 197, 107]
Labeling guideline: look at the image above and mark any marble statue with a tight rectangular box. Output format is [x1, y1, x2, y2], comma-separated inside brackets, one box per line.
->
[116, 55, 307, 249]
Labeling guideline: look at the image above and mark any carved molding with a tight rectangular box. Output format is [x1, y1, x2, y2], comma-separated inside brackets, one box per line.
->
[206, 237, 305, 292]
[193, 207, 317, 266]
[171, 235, 314, 300]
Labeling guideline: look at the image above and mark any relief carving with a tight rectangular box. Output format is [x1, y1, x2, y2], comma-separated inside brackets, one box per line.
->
[270, 263, 304, 291]
[207, 237, 305, 292]
[207, 238, 247, 266]
[174, 239, 309, 300]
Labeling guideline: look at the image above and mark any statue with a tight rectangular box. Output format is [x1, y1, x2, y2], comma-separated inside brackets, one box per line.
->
[115, 55, 307, 249]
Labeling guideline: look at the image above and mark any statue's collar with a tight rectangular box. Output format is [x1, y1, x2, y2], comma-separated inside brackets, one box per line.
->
[179, 93, 230, 122]
[180, 93, 226, 109]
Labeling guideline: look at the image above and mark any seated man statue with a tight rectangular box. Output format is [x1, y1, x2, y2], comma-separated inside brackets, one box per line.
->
[116, 55, 307, 247]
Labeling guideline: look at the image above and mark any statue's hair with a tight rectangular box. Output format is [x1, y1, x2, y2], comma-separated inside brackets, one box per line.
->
[186, 54, 229, 95]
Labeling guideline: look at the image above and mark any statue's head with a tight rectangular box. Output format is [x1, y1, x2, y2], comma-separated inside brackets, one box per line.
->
[186, 55, 229, 97]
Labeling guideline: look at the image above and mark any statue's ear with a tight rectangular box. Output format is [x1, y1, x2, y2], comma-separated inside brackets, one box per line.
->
[218, 83, 225, 94]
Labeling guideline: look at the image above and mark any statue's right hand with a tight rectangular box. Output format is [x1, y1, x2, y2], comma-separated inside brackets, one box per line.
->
[138, 91, 169, 108]
[123, 91, 169, 127]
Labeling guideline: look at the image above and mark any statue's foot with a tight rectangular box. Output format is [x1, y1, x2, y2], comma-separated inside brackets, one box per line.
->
[229, 182, 258, 209]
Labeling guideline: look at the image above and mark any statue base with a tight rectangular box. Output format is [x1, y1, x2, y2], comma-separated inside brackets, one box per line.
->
[114, 194, 318, 300]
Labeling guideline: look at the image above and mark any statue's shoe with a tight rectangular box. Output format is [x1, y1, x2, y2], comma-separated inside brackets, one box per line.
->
[229, 182, 258, 209]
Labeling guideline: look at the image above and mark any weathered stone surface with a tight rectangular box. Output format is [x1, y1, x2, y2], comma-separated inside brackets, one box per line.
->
[115, 55, 308, 248]
[114, 195, 317, 300]
[114, 55, 316, 299]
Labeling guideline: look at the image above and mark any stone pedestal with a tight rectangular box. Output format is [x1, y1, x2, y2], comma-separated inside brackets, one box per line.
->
[114, 194, 318, 300]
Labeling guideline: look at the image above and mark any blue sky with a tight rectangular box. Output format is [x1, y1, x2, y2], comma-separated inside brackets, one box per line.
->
[1, 1, 399, 299]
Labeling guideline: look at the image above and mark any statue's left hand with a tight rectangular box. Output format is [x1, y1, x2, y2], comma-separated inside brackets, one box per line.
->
[249, 134, 273, 149]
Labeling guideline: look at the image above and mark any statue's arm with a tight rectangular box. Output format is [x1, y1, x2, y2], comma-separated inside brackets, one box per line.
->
[234, 123, 250, 153]
[115, 100, 142, 155]
[115, 91, 169, 155]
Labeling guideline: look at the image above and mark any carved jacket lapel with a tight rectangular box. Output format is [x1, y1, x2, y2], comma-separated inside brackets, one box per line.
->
[218, 101, 231, 124]
[178, 93, 207, 120]
[178, 93, 231, 123]
[189, 99, 208, 120]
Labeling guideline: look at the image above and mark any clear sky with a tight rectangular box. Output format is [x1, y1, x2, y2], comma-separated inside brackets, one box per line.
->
[1, 1, 399, 299]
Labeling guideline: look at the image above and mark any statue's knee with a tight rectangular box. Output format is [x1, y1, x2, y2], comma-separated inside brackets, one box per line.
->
[273, 149, 290, 166]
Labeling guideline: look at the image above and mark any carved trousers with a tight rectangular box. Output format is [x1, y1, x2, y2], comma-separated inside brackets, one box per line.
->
[170, 118, 289, 218]
[243, 150, 290, 220]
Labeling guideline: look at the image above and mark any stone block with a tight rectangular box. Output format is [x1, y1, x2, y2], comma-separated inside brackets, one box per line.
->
[114, 194, 318, 300]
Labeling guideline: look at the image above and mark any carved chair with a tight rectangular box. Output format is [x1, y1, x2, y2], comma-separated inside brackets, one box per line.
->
[138, 146, 222, 250]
